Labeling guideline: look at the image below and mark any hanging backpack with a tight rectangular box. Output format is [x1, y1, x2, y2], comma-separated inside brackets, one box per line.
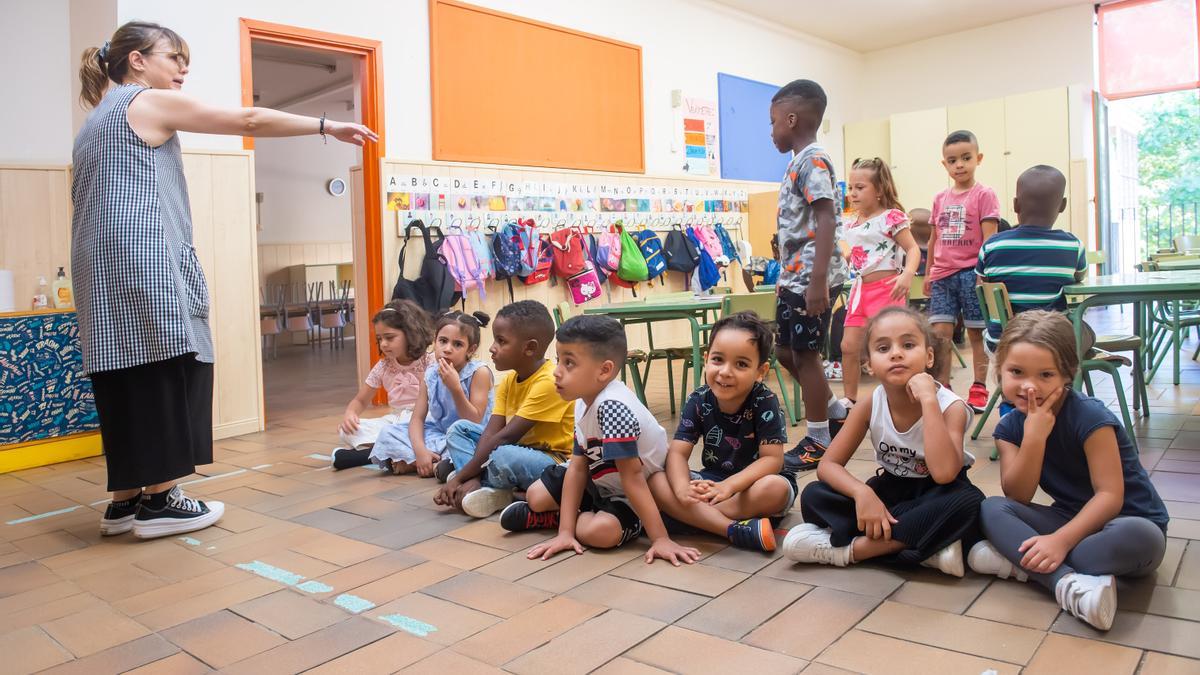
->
[391, 219, 459, 314]
[491, 222, 524, 302]
[467, 229, 494, 279]
[514, 219, 539, 277]
[596, 227, 623, 278]
[549, 226, 587, 279]
[566, 262, 603, 305]
[714, 223, 741, 264]
[616, 223, 649, 282]
[663, 226, 700, 274]
[687, 226, 721, 291]
[696, 225, 727, 265]
[522, 234, 554, 286]
[442, 227, 487, 302]
[633, 228, 667, 283]
[582, 230, 609, 284]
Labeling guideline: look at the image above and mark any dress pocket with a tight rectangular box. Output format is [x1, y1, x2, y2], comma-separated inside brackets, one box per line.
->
[179, 243, 210, 319]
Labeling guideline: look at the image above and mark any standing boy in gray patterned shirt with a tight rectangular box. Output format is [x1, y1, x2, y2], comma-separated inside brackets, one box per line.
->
[769, 79, 850, 472]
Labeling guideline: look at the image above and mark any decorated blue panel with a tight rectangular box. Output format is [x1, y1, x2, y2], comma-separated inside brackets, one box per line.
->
[0, 312, 98, 445]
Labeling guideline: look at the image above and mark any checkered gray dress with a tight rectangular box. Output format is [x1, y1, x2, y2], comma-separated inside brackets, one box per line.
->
[71, 84, 214, 375]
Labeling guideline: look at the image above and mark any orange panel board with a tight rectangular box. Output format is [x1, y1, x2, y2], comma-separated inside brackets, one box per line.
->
[429, 0, 644, 173]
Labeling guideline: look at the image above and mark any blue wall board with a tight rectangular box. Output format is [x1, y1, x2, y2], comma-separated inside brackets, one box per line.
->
[718, 72, 791, 182]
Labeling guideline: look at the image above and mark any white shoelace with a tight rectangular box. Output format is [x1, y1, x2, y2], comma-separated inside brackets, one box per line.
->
[167, 487, 204, 514]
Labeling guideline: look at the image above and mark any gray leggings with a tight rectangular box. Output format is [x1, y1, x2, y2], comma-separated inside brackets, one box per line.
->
[979, 496, 1167, 591]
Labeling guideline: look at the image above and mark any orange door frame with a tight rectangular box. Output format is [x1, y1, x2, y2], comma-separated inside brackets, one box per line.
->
[239, 18, 387, 403]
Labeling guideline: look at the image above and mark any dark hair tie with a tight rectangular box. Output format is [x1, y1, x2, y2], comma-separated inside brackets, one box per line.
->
[97, 41, 110, 62]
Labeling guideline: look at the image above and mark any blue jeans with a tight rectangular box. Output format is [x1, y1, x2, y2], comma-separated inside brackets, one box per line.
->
[444, 420, 562, 491]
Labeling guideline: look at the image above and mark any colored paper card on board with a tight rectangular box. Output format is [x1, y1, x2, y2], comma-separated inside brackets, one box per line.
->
[685, 145, 707, 158]
[683, 118, 706, 132]
[684, 132, 707, 146]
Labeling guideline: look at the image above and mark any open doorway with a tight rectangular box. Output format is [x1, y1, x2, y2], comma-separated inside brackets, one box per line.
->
[240, 20, 386, 425]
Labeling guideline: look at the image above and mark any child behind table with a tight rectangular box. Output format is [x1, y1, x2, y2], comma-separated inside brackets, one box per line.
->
[971, 311, 1168, 631]
[785, 306, 983, 577]
[370, 310, 494, 478]
[332, 300, 433, 470]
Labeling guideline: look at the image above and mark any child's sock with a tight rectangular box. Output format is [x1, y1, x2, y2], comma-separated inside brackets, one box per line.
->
[807, 420, 831, 446]
[332, 447, 372, 470]
[827, 395, 848, 420]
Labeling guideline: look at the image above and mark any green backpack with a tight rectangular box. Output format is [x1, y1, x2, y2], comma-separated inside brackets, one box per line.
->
[616, 222, 649, 282]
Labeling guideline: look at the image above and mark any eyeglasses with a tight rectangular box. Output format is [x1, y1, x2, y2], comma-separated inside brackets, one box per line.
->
[145, 51, 189, 68]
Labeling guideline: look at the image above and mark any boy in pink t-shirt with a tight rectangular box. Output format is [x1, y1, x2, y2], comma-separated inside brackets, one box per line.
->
[923, 130, 1000, 411]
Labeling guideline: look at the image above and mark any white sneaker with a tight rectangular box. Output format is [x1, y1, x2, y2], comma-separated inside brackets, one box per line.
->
[781, 524, 850, 566]
[132, 487, 225, 540]
[1055, 573, 1117, 631]
[824, 361, 843, 381]
[461, 487, 514, 518]
[967, 541, 1029, 582]
[920, 540, 964, 577]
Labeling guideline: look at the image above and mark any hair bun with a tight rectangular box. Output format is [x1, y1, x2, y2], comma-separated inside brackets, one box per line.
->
[472, 311, 491, 328]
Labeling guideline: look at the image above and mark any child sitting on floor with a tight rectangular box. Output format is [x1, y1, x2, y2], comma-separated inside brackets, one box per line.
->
[434, 300, 574, 518]
[971, 311, 1168, 631]
[370, 310, 494, 478]
[784, 306, 984, 576]
[504, 315, 702, 566]
[332, 300, 433, 470]
[648, 311, 792, 552]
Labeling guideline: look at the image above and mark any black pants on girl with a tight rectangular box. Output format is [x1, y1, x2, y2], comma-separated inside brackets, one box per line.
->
[799, 468, 984, 565]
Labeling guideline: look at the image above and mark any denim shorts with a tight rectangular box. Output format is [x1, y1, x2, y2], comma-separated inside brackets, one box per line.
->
[928, 267, 984, 328]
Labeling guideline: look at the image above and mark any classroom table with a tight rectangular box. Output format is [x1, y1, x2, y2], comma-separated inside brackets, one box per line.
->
[583, 294, 724, 390]
[1063, 270, 1200, 415]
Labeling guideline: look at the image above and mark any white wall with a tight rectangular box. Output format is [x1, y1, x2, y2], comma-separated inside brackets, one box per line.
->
[254, 97, 356, 244]
[858, 4, 1094, 121]
[117, 0, 863, 175]
[1, 0, 73, 164]
[69, 0, 118, 137]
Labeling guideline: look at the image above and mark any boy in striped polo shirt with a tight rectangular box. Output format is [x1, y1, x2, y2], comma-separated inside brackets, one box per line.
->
[975, 165, 1089, 352]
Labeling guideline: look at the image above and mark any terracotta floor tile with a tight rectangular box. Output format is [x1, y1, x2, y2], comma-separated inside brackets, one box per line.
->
[815, 630, 1020, 675]
[888, 568, 990, 613]
[230, 588, 349, 639]
[0, 560, 61, 597]
[288, 531, 389, 567]
[0, 590, 104, 633]
[161, 609, 287, 668]
[346, 560, 460, 606]
[445, 517, 553, 552]
[365, 591, 499, 646]
[124, 651, 213, 675]
[565, 574, 709, 622]
[506, 609, 665, 675]
[965, 579, 1062, 630]
[0, 625, 73, 673]
[12, 531, 88, 559]
[1167, 518, 1200, 539]
[305, 631, 441, 674]
[1052, 609, 1200, 659]
[518, 545, 645, 593]
[797, 664, 859, 675]
[1172, 540, 1200, 590]
[742, 586, 879, 660]
[1156, 537, 1188, 586]
[291, 507, 376, 533]
[73, 564, 169, 604]
[114, 567, 249, 616]
[1138, 651, 1200, 675]
[221, 615, 394, 675]
[402, 649, 506, 674]
[133, 576, 280, 631]
[423, 570, 552, 618]
[760, 556, 906, 597]
[41, 604, 150, 657]
[130, 545, 228, 582]
[1151, 472, 1200, 502]
[452, 595, 605, 666]
[1121, 579, 1200, 622]
[627, 625, 806, 675]
[698, 544, 782, 574]
[609, 557, 748, 597]
[857, 599, 1044, 664]
[475, 548, 565, 582]
[677, 575, 811, 640]
[592, 656, 673, 674]
[308, 549, 425, 597]
[0, 580, 82, 616]
[39, 634, 179, 675]
[1024, 633, 1141, 675]
[402, 535, 510, 570]
[329, 495, 415, 520]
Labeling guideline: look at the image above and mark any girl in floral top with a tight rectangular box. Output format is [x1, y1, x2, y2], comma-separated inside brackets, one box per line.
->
[840, 157, 922, 407]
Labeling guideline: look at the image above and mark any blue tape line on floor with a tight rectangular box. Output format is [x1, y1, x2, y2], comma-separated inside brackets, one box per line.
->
[235, 560, 306, 586]
[333, 594, 375, 613]
[6, 505, 81, 525]
[179, 536, 202, 546]
[296, 580, 333, 594]
[308, 453, 332, 461]
[379, 614, 437, 637]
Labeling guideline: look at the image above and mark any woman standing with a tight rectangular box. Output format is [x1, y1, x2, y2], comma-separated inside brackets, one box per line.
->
[74, 21, 376, 539]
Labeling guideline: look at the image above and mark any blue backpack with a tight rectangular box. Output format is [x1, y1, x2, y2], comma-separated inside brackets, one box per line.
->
[714, 223, 741, 264]
[687, 226, 721, 291]
[492, 221, 523, 279]
[633, 229, 667, 282]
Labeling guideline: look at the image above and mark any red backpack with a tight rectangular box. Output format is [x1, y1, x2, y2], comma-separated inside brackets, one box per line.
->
[549, 226, 587, 279]
[522, 234, 554, 285]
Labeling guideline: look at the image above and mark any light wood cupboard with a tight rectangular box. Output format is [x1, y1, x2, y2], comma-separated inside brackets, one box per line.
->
[887, 108, 950, 213]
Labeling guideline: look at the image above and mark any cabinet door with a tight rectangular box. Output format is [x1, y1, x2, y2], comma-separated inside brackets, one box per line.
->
[843, 118, 891, 179]
[948, 97, 1010, 223]
[1004, 88, 1070, 225]
[889, 107, 948, 213]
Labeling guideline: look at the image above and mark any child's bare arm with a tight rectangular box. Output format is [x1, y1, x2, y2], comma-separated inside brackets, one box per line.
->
[339, 383, 377, 434]
[711, 445, 783, 500]
[996, 386, 1066, 503]
[408, 381, 430, 452]
[617, 459, 701, 566]
[528, 456, 587, 560]
[982, 217, 999, 242]
[453, 367, 493, 424]
[908, 374, 968, 483]
[807, 199, 838, 315]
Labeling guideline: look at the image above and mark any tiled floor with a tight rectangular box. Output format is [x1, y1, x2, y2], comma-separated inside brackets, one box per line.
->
[3, 308, 1200, 674]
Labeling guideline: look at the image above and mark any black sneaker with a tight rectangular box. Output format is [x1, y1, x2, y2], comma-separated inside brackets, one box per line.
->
[331, 447, 372, 471]
[132, 486, 224, 540]
[99, 493, 141, 536]
[500, 501, 560, 532]
[726, 518, 777, 552]
[434, 457, 454, 484]
[829, 415, 845, 441]
[783, 436, 827, 473]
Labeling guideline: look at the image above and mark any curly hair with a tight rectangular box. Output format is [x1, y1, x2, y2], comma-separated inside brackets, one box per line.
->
[372, 300, 434, 362]
[709, 310, 775, 365]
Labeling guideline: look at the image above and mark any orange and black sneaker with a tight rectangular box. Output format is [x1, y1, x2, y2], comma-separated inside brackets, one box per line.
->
[784, 436, 827, 473]
[499, 501, 560, 532]
[727, 518, 777, 551]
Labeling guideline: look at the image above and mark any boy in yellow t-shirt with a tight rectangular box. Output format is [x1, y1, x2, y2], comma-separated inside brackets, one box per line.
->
[435, 300, 575, 518]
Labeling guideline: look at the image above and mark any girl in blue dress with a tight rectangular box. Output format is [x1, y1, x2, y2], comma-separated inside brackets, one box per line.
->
[371, 311, 494, 477]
